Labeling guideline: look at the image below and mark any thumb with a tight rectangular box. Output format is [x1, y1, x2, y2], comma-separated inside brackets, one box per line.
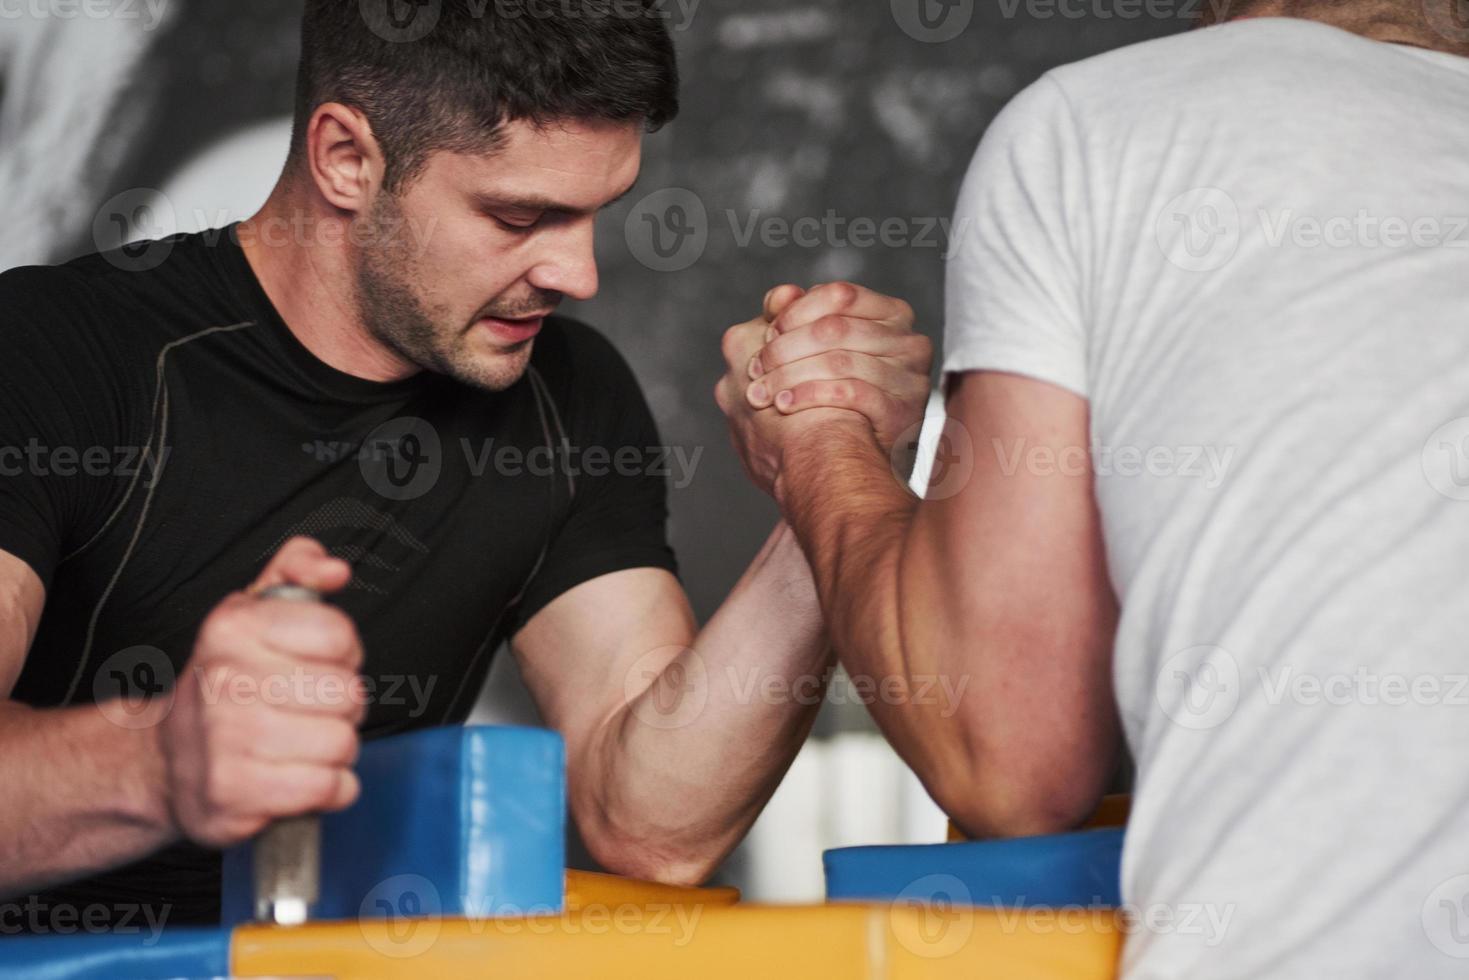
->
[249, 536, 352, 596]
[763, 284, 806, 323]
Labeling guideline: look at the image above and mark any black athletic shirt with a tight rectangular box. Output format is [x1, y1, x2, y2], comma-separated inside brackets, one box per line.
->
[0, 225, 677, 930]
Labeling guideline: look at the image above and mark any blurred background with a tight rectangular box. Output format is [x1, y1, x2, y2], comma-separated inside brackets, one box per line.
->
[0, 0, 1182, 899]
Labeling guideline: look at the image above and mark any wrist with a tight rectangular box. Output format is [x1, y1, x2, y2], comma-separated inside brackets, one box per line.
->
[132, 703, 181, 838]
[773, 414, 878, 511]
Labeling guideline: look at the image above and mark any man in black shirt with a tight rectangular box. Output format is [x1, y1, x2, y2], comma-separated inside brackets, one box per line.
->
[0, 0, 932, 932]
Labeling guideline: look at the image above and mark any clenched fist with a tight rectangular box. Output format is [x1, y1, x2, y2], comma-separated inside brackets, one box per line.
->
[160, 537, 365, 848]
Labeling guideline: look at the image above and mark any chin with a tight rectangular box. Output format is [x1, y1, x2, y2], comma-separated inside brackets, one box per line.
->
[449, 342, 535, 392]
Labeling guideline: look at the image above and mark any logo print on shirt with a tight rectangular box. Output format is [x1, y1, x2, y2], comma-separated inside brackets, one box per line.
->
[264, 497, 430, 596]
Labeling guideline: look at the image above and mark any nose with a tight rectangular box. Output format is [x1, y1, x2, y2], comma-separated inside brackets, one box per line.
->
[526, 218, 599, 302]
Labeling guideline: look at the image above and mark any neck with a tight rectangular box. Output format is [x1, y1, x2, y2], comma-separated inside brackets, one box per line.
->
[1221, 1, 1469, 56]
[238, 181, 421, 383]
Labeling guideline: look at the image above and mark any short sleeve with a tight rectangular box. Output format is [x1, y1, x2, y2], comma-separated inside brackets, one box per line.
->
[0, 267, 129, 586]
[506, 323, 678, 633]
[943, 73, 1089, 398]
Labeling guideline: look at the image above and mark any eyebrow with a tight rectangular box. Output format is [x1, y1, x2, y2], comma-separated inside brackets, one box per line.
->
[474, 182, 639, 217]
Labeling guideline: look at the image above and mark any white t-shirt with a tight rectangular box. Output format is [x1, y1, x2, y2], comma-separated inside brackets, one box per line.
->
[943, 17, 1469, 979]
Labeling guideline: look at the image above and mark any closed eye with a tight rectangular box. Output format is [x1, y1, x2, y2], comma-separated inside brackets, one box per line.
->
[491, 212, 542, 232]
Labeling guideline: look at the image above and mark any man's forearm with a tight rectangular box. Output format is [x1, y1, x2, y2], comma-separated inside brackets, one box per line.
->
[597, 523, 830, 883]
[777, 418, 1116, 838]
[0, 700, 176, 898]
[776, 422, 931, 758]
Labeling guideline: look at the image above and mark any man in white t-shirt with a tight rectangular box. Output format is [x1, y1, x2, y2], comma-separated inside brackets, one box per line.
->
[716, 4, 1469, 977]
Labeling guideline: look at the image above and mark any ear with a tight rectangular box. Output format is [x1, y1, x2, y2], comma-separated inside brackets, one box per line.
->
[304, 102, 384, 216]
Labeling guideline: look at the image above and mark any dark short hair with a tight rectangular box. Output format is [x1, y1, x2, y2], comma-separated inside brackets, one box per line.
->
[289, 0, 680, 191]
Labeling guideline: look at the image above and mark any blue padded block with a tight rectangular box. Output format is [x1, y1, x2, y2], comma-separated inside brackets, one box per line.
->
[0, 926, 230, 980]
[824, 827, 1124, 908]
[221, 725, 565, 925]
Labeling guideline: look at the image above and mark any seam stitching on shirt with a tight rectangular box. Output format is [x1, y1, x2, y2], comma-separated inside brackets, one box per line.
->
[60, 320, 256, 706]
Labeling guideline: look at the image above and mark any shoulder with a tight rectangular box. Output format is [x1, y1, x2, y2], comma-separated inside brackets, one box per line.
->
[1043, 19, 1367, 121]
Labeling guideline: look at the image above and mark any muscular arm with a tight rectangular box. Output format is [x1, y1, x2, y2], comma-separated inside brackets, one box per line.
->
[511, 524, 828, 885]
[776, 371, 1121, 839]
[0, 549, 176, 897]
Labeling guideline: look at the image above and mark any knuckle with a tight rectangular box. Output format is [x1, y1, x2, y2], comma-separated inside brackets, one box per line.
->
[829, 351, 855, 375]
[720, 325, 743, 362]
[203, 764, 237, 812]
[325, 721, 359, 766]
[829, 381, 853, 404]
[820, 281, 859, 308]
[813, 315, 846, 346]
[200, 605, 250, 653]
[309, 767, 342, 807]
